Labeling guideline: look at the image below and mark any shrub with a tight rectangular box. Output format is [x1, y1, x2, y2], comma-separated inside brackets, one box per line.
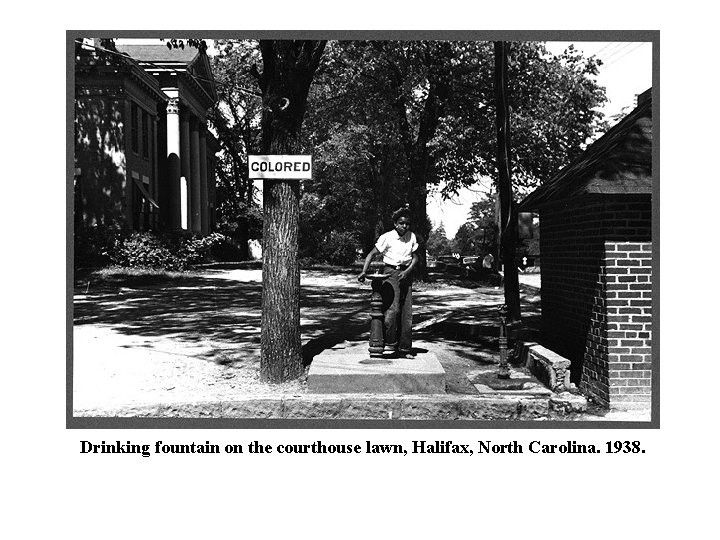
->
[74, 226, 126, 268]
[111, 232, 185, 270]
[318, 231, 360, 266]
[208, 236, 244, 262]
[299, 256, 322, 267]
[105, 231, 237, 271]
[179, 232, 223, 265]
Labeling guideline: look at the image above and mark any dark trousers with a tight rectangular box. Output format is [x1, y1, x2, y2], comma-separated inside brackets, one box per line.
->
[381, 266, 413, 351]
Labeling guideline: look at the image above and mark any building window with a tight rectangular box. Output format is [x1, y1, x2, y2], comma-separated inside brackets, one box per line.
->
[142, 111, 149, 159]
[131, 171, 159, 231]
[131, 171, 144, 230]
[143, 175, 157, 229]
[130, 102, 139, 154]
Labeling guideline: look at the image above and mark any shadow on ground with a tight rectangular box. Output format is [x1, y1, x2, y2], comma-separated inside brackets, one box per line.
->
[75, 272, 369, 366]
[74, 270, 541, 372]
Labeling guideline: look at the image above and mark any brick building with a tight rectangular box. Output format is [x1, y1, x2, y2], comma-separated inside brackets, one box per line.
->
[74, 39, 219, 235]
[518, 89, 653, 410]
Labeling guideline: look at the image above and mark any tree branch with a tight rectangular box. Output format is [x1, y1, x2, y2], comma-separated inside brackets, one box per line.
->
[249, 63, 265, 93]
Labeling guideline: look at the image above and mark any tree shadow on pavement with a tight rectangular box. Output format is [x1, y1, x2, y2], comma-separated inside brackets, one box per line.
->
[74, 273, 371, 367]
[74, 272, 541, 372]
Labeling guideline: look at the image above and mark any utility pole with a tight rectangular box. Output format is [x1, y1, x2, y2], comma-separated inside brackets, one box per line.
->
[494, 41, 521, 322]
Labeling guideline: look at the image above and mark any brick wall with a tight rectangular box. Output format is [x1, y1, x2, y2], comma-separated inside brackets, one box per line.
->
[583, 241, 652, 408]
[538, 194, 652, 409]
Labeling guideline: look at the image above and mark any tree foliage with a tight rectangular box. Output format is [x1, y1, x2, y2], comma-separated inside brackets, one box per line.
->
[208, 40, 264, 259]
[82, 38, 607, 270]
[426, 224, 453, 257]
[451, 194, 500, 257]
[297, 40, 606, 271]
[453, 191, 539, 263]
[163, 38, 208, 54]
[452, 223, 482, 256]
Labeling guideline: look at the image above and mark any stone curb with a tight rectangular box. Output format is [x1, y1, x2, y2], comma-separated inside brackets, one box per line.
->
[520, 342, 572, 392]
[74, 393, 552, 420]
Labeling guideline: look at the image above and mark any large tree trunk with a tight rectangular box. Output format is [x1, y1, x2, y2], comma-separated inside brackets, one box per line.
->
[261, 179, 302, 381]
[257, 40, 326, 382]
[406, 43, 452, 281]
[494, 41, 521, 322]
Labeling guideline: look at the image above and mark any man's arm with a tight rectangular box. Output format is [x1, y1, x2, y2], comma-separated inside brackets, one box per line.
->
[399, 251, 419, 281]
[358, 247, 380, 281]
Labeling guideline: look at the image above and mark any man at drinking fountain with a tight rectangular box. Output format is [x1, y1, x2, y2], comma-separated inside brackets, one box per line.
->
[358, 207, 420, 358]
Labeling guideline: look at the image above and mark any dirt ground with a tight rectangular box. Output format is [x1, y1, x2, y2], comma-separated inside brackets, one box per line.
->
[73, 268, 512, 403]
[72, 266, 649, 421]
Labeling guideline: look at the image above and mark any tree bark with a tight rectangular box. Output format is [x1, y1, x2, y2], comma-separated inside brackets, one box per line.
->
[494, 41, 522, 322]
[391, 43, 452, 281]
[257, 40, 326, 382]
[409, 72, 450, 279]
[261, 179, 302, 381]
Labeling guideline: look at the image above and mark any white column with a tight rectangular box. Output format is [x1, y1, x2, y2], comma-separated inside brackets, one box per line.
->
[180, 112, 191, 231]
[180, 178, 188, 230]
[165, 97, 181, 230]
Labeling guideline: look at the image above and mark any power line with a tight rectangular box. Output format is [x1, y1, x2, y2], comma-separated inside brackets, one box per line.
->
[593, 42, 618, 57]
[595, 42, 626, 60]
[600, 42, 635, 64]
[604, 42, 649, 68]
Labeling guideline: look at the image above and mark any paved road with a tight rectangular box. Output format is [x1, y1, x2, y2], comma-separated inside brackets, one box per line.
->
[518, 273, 541, 289]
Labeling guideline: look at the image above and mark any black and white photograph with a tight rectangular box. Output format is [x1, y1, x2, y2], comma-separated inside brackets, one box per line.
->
[69, 32, 657, 425]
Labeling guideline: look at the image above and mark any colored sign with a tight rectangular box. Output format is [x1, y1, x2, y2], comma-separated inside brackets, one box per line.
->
[248, 155, 312, 179]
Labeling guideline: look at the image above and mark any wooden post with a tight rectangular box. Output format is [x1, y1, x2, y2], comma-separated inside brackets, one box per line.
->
[494, 40, 522, 322]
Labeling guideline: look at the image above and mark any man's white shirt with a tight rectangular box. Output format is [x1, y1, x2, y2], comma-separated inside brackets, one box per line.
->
[375, 230, 419, 266]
